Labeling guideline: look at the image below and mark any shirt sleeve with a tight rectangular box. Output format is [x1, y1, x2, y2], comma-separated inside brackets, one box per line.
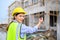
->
[21, 24, 38, 33]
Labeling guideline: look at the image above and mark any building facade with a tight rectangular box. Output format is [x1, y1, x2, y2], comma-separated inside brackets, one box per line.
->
[21, 0, 59, 30]
[8, 0, 60, 30]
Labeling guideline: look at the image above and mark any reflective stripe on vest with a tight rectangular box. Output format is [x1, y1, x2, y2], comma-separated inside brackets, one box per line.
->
[6, 22, 26, 40]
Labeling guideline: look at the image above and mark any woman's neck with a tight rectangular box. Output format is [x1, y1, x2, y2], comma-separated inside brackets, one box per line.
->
[13, 20, 22, 24]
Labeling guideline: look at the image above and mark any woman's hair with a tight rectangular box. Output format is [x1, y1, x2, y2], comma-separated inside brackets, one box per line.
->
[6, 21, 13, 31]
[13, 13, 20, 20]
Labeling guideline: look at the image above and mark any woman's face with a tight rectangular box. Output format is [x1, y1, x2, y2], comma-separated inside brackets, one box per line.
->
[15, 13, 25, 23]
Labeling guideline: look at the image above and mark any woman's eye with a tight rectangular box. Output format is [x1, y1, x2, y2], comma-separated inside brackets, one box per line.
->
[19, 15, 22, 17]
[19, 15, 25, 17]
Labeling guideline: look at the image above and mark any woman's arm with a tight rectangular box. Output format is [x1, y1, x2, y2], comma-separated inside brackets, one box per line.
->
[21, 17, 43, 33]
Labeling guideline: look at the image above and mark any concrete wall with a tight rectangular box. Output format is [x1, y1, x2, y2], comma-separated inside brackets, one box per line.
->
[24, 4, 45, 15]
[23, 0, 58, 30]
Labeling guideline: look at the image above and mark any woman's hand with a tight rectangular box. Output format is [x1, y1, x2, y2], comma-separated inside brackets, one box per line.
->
[39, 17, 43, 24]
[36, 17, 43, 28]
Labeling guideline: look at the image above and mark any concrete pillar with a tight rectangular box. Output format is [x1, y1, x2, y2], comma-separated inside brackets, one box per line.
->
[44, 13, 50, 30]
[57, 12, 60, 40]
[29, 15, 34, 27]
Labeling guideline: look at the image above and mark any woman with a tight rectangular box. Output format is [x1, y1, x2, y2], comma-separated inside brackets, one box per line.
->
[6, 7, 43, 40]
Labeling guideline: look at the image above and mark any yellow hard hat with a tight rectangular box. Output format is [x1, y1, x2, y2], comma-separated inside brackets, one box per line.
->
[12, 7, 26, 16]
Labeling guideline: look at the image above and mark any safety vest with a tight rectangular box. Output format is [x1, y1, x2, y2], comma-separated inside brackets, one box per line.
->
[6, 22, 26, 40]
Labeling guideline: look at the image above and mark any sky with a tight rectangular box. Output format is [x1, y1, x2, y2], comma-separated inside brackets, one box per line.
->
[0, 0, 14, 24]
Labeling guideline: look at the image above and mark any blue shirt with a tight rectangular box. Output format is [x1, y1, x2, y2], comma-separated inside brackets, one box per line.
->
[13, 20, 38, 39]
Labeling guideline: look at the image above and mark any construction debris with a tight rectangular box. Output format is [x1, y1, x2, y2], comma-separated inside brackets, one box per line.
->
[27, 29, 57, 40]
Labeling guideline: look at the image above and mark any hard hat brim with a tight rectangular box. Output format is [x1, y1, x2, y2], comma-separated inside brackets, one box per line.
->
[12, 12, 26, 16]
